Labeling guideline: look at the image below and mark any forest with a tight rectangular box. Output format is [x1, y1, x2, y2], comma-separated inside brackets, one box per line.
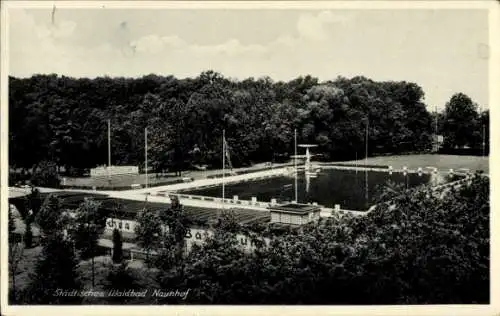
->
[9, 71, 488, 177]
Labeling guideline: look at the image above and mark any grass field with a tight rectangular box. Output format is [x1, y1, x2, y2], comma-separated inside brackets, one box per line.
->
[339, 154, 489, 173]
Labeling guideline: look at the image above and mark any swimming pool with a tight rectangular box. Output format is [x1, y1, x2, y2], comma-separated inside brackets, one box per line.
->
[178, 169, 447, 211]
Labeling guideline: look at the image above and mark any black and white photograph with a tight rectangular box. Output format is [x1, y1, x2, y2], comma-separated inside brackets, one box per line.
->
[1, 1, 498, 315]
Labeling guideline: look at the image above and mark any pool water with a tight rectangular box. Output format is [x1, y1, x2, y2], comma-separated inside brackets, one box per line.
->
[180, 169, 442, 211]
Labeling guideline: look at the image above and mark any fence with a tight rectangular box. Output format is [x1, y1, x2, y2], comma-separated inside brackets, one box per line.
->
[155, 192, 273, 209]
[432, 175, 473, 192]
[90, 166, 139, 177]
[319, 164, 474, 177]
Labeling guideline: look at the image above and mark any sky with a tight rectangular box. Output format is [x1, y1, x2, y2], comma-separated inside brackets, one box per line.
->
[7, 7, 490, 110]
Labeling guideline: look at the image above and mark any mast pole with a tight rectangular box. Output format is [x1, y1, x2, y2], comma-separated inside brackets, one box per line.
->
[222, 130, 225, 209]
[294, 129, 298, 203]
[365, 117, 369, 204]
[107, 119, 111, 180]
[145, 127, 148, 188]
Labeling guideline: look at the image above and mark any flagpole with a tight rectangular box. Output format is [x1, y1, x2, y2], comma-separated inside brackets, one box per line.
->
[435, 106, 438, 151]
[365, 117, 368, 204]
[480, 106, 486, 157]
[482, 123, 486, 157]
[107, 119, 111, 180]
[355, 151, 358, 175]
[294, 128, 298, 203]
[145, 127, 148, 189]
[365, 117, 368, 168]
[222, 129, 225, 210]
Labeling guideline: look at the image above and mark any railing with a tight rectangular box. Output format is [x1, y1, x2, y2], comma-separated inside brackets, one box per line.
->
[152, 192, 274, 209]
[176, 170, 287, 193]
[432, 176, 472, 192]
[153, 191, 328, 211]
[318, 164, 474, 177]
[322, 207, 367, 217]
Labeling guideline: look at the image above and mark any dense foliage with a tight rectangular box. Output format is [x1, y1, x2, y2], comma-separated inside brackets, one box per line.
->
[157, 195, 191, 264]
[70, 198, 106, 259]
[8, 207, 16, 239]
[441, 93, 489, 152]
[14, 195, 107, 304]
[156, 174, 489, 304]
[35, 195, 68, 237]
[103, 263, 141, 304]
[10, 72, 464, 174]
[29, 160, 61, 187]
[134, 207, 163, 263]
[8, 209, 24, 303]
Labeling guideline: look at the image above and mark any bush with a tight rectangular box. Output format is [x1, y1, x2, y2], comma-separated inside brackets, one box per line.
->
[30, 161, 61, 188]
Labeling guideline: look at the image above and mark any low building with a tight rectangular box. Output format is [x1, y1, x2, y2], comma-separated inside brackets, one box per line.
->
[268, 203, 321, 225]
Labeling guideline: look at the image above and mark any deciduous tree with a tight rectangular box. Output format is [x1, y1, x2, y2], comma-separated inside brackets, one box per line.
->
[443, 93, 480, 149]
[134, 206, 162, 264]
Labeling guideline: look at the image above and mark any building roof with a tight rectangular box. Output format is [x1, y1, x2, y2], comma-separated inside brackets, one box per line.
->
[268, 203, 321, 215]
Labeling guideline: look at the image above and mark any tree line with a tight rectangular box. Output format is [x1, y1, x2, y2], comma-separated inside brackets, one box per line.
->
[9, 71, 488, 178]
[9, 173, 489, 304]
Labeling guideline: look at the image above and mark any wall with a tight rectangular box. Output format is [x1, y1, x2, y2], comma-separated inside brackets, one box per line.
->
[105, 217, 271, 253]
[90, 166, 139, 177]
[150, 167, 289, 193]
[270, 210, 321, 225]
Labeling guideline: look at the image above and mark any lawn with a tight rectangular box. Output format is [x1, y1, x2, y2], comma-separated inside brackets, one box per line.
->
[339, 154, 489, 173]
